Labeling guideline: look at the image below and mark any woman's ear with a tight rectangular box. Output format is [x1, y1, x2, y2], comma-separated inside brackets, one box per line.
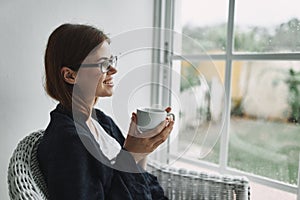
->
[61, 67, 77, 84]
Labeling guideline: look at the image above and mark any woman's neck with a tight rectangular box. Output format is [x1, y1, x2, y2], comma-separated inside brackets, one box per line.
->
[85, 98, 98, 139]
[86, 116, 99, 140]
[71, 94, 97, 122]
[85, 97, 97, 122]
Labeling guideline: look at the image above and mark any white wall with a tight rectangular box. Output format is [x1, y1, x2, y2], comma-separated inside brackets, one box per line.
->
[0, 0, 154, 199]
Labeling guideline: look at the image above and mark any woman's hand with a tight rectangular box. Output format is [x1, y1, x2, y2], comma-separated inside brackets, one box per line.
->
[123, 107, 174, 163]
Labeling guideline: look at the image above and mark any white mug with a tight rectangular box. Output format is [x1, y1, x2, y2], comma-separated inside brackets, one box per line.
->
[136, 107, 175, 132]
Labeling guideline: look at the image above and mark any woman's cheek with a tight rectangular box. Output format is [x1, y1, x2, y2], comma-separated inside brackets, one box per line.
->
[78, 73, 102, 95]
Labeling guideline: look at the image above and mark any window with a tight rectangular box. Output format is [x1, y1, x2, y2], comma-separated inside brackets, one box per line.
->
[234, 0, 300, 53]
[229, 60, 300, 185]
[153, 0, 300, 199]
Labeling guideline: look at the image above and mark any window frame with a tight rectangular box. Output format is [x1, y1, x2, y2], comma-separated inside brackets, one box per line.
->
[152, 0, 300, 196]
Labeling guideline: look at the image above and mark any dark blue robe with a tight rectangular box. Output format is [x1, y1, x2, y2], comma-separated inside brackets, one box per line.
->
[37, 104, 167, 200]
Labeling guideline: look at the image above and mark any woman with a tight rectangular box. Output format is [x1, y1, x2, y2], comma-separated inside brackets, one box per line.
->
[38, 23, 174, 199]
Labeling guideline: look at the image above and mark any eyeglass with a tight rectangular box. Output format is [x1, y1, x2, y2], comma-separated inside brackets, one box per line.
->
[74, 56, 118, 73]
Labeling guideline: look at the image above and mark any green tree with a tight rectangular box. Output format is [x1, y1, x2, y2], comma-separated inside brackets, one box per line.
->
[234, 26, 271, 52]
[273, 18, 300, 52]
[180, 62, 201, 91]
[182, 18, 300, 53]
[286, 69, 300, 123]
[182, 23, 227, 54]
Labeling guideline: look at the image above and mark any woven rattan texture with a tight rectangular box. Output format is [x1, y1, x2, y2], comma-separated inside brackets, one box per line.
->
[147, 162, 251, 200]
[8, 130, 49, 200]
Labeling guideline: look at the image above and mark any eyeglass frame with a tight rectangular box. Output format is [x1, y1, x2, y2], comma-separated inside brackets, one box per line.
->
[70, 55, 118, 73]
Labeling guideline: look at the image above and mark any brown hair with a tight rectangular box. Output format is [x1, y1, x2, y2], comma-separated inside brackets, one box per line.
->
[44, 23, 109, 115]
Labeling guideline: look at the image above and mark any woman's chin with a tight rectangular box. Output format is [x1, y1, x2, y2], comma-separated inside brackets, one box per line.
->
[96, 91, 114, 97]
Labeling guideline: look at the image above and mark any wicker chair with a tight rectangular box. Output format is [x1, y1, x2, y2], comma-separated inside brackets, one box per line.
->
[7, 131, 250, 200]
[7, 130, 49, 200]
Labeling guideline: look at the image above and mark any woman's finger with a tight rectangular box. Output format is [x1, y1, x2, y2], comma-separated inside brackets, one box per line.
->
[165, 106, 171, 113]
[151, 129, 173, 149]
[150, 120, 174, 144]
[142, 119, 168, 138]
[128, 113, 139, 136]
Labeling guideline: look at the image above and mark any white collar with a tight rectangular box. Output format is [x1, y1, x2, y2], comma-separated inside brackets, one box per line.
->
[91, 118, 121, 162]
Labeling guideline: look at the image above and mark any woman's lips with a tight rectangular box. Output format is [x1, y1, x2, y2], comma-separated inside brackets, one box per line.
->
[103, 79, 114, 86]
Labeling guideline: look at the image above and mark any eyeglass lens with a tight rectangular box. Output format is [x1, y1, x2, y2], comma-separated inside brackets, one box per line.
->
[102, 57, 117, 73]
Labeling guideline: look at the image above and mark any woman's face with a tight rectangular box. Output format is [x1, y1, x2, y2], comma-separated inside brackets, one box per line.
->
[77, 41, 117, 98]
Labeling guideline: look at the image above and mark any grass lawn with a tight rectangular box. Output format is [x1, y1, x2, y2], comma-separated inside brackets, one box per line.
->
[178, 117, 300, 185]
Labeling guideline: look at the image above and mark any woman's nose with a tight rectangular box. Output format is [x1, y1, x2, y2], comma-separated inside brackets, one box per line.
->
[107, 66, 117, 75]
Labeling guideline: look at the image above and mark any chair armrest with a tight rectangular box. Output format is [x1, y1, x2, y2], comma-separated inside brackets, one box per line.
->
[147, 162, 250, 200]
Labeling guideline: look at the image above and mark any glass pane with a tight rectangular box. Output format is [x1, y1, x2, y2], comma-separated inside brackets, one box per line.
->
[172, 60, 226, 164]
[180, 0, 228, 54]
[229, 61, 300, 185]
[235, 0, 300, 53]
